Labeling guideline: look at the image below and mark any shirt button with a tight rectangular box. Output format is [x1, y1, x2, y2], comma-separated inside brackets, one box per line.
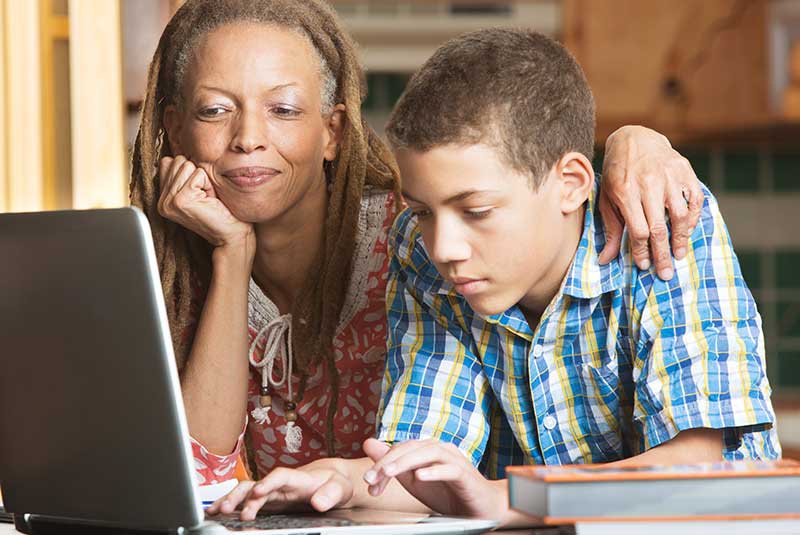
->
[532, 345, 543, 357]
[543, 415, 557, 430]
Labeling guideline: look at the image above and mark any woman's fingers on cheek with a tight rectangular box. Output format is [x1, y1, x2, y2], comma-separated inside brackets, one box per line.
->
[158, 157, 173, 183]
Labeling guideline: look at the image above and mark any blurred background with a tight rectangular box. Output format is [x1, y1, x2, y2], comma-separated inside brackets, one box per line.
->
[0, 0, 797, 454]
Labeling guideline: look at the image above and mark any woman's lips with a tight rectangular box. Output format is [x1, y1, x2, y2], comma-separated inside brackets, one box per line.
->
[222, 166, 280, 188]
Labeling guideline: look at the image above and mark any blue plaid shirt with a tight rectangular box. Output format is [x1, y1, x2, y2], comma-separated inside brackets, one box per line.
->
[376, 180, 780, 478]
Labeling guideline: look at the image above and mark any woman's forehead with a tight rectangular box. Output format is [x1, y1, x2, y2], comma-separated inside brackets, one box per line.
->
[187, 22, 321, 88]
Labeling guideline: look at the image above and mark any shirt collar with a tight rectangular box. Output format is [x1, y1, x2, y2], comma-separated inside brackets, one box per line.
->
[560, 176, 624, 300]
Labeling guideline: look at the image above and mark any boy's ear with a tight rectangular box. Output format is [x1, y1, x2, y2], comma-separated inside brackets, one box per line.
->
[556, 152, 594, 214]
[323, 104, 347, 162]
[163, 105, 184, 155]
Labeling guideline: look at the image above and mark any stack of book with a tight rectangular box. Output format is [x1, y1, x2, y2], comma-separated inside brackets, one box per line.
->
[507, 459, 800, 534]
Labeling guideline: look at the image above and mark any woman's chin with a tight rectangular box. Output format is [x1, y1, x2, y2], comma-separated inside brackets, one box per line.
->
[224, 202, 284, 225]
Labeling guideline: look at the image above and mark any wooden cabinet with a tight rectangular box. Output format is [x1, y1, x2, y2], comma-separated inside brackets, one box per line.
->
[563, 0, 785, 144]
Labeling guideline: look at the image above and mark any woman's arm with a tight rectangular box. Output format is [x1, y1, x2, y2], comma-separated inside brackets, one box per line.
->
[157, 155, 256, 454]
[180, 239, 255, 454]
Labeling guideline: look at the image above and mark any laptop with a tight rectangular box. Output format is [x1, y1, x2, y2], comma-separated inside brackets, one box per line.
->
[0, 207, 496, 535]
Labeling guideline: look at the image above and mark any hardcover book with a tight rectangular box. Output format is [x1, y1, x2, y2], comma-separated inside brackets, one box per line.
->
[507, 459, 800, 524]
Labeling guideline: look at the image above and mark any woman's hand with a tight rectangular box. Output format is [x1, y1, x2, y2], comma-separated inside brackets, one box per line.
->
[206, 462, 354, 520]
[158, 156, 253, 249]
[598, 125, 704, 280]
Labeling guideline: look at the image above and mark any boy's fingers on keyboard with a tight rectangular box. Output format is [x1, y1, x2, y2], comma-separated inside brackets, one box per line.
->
[415, 462, 462, 482]
[365, 439, 431, 485]
[383, 440, 465, 480]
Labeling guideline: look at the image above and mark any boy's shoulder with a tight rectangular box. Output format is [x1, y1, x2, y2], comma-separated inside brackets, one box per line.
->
[614, 181, 745, 307]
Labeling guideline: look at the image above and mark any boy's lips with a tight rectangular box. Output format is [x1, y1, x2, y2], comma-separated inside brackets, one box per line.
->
[450, 276, 488, 296]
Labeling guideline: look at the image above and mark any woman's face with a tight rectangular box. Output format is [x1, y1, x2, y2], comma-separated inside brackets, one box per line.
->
[164, 23, 342, 224]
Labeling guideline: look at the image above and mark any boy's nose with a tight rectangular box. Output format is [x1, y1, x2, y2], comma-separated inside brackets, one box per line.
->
[427, 219, 471, 265]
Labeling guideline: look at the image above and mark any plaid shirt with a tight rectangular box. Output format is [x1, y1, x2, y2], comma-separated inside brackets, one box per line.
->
[376, 180, 780, 479]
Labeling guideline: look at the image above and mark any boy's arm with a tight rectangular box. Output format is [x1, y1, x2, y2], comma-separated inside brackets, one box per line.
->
[361, 428, 722, 528]
[609, 428, 722, 466]
[629, 184, 780, 460]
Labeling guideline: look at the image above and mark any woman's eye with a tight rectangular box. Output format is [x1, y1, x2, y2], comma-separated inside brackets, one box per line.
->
[198, 106, 227, 119]
[272, 106, 301, 118]
[411, 209, 432, 220]
[464, 208, 493, 219]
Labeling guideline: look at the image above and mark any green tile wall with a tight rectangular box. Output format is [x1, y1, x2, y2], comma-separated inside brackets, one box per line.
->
[773, 152, 800, 192]
[736, 250, 761, 290]
[776, 351, 800, 388]
[684, 151, 711, 184]
[723, 151, 760, 192]
[363, 73, 409, 112]
[777, 301, 800, 339]
[777, 251, 800, 289]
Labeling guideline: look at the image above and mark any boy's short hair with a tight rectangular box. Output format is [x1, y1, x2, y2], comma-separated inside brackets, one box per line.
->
[385, 28, 595, 188]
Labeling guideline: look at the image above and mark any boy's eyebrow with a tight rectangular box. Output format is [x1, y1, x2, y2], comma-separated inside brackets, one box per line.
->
[402, 189, 499, 205]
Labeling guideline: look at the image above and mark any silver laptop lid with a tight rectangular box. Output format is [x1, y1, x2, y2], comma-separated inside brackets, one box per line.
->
[0, 207, 204, 531]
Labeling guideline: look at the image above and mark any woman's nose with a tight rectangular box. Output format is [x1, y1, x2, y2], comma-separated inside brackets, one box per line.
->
[230, 111, 267, 153]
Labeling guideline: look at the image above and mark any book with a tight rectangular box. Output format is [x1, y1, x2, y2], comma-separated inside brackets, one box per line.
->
[507, 459, 800, 524]
[570, 518, 800, 535]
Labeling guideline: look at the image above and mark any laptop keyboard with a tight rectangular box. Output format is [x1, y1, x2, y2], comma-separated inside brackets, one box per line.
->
[211, 512, 363, 531]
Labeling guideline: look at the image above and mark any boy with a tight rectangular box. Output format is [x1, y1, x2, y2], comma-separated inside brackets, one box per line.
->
[361, 27, 780, 524]
[212, 28, 779, 528]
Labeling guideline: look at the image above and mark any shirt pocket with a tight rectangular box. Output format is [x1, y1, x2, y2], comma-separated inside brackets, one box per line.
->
[575, 351, 624, 459]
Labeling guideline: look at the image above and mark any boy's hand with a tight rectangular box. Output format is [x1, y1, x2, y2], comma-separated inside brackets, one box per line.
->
[362, 438, 507, 521]
[158, 155, 254, 249]
[206, 463, 354, 519]
[598, 125, 704, 281]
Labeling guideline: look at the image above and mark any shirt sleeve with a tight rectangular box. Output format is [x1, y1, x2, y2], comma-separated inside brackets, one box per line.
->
[632, 186, 780, 460]
[190, 423, 246, 485]
[375, 210, 494, 468]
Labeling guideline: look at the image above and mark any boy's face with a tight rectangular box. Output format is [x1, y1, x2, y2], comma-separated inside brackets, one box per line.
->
[397, 143, 586, 316]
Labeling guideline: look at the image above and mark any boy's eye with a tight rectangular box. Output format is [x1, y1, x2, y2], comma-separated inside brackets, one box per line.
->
[464, 208, 493, 219]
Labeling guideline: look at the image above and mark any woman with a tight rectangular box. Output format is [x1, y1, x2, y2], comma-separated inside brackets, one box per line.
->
[130, 0, 703, 510]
